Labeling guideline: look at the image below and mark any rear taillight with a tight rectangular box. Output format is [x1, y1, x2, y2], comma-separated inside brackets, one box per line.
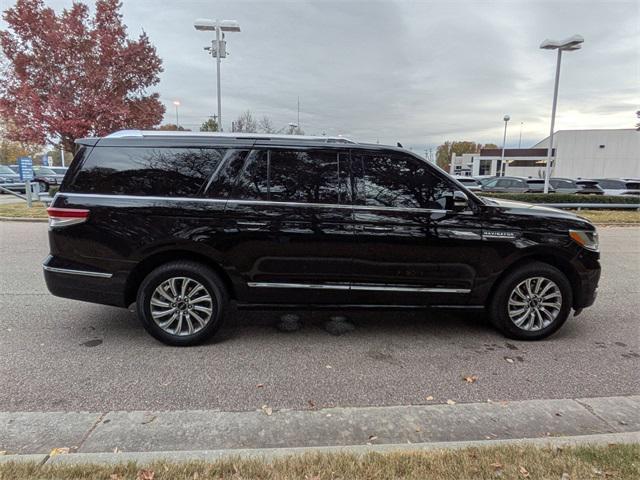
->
[46, 207, 89, 228]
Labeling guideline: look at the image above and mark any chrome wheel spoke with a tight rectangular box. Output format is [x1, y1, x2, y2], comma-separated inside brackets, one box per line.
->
[192, 305, 212, 315]
[190, 310, 206, 327]
[187, 285, 205, 299]
[158, 311, 178, 329]
[151, 298, 171, 308]
[185, 315, 194, 335]
[152, 307, 176, 319]
[189, 295, 210, 304]
[150, 276, 214, 336]
[156, 285, 175, 303]
[507, 276, 562, 332]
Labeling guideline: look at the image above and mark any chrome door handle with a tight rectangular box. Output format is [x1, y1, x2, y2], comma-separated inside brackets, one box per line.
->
[363, 226, 394, 233]
[237, 221, 267, 228]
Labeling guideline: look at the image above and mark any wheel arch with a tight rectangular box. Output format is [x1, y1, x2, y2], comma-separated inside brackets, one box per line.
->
[124, 250, 237, 307]
[486, 252, 580, 309]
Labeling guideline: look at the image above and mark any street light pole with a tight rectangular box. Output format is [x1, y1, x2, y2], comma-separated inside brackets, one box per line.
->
[543, 49, 562, 193]
[500, 115, 510, 177]
[518, 122, 523, 148]
[194, 18, 241, 134]
[540, 34, 584, 193]
[215, 25, 222, 131]
[173, 100, 181, 128]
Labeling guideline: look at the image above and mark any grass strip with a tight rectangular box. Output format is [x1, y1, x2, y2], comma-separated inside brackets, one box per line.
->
[0, 444, 638, 479]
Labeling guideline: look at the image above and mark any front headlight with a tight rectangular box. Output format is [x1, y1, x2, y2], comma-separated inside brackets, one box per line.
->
[569, 229, 599, 252]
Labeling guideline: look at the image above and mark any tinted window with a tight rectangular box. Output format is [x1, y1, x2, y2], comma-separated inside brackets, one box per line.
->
[69, 147, 224, 196]
[550, 179, 575, 188]
[353, 152, 452, 209]
[595, 179, 622, 189]
[496, 178, 515, 188]
[203, 149, 249, 198]
[484, 178, 499, 188]
[234, 148, 349, 204]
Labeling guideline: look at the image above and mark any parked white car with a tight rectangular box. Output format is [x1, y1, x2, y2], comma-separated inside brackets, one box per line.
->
[591, 178, 640, 196]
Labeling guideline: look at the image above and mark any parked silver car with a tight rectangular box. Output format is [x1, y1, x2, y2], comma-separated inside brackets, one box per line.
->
[453, 176, 482, 191]
[549, 178, 604, 195]
[591, 178, 640, 196]
[481, 176, 554, 193]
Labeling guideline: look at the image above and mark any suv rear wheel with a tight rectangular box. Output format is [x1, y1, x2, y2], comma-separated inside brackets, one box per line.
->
[489, 262, 573, 340]
[136, 261, 228, 346]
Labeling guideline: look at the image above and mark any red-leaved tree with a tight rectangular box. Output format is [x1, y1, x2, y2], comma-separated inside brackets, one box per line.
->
[0, 0, 165, 152]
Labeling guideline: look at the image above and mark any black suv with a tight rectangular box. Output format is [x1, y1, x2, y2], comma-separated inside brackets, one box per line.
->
[44, 131, 600, 345]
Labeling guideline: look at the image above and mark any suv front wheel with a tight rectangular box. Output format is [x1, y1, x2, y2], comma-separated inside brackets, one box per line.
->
[489, 262, 573, 340]
[136, 261, 228, 346]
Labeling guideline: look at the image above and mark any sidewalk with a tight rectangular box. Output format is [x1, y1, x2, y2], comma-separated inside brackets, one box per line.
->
[1, 395, 638, 464]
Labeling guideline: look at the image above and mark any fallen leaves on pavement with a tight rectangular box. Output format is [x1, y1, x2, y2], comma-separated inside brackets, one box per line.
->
[261, 405, 273, 416]
[463, 375, 478, 383]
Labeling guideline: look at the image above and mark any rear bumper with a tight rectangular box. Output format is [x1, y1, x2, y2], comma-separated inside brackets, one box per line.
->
[42, 255, 128, 307]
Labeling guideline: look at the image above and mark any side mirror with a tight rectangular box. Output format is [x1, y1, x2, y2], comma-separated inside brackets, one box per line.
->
[449, 190, 469, 211]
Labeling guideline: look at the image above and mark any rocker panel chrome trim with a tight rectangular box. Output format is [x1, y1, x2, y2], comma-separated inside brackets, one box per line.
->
[247, 282, 470, 294]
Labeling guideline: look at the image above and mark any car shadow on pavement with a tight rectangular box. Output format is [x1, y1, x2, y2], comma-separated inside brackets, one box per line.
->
[71, 302, 581, 346]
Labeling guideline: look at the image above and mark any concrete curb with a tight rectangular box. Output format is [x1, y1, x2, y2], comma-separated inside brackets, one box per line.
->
[2, 396, 639, 457]
[0, 216, 48, 222]
[1, 431, 638, 466]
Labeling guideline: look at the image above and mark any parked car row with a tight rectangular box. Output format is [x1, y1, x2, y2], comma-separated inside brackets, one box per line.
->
[453, 175, 640, 196]
[0, 165, 68, 193]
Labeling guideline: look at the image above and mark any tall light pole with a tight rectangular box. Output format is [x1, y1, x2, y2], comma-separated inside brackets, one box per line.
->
[540, 34, 584, 193]
[518, 121, 523, 148]
[173, 100, 181, 129]
[500, 115, 510, 177]
[194, 19, 241, 132]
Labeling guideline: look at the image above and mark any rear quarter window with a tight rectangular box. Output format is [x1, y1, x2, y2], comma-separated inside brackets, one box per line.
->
[66, 146, 224, 196]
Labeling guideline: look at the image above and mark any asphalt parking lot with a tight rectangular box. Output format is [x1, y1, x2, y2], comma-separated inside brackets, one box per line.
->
[0, 221, 638, 412]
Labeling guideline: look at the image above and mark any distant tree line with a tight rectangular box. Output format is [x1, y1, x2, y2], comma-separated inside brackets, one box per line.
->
[435, 141, 498, 171]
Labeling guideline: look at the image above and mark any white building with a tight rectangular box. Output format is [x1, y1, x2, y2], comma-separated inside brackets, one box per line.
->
[534, 129, 639, 178]
[450, 128, 639, 179]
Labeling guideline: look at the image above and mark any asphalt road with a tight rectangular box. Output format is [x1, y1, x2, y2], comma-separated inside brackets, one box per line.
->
[0, 222, 638, 412]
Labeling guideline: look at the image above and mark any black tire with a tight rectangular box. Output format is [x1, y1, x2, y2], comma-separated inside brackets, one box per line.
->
[488, 261, 573, 340]
[136, 261, 228, 346]
[38, 181, 49, 193]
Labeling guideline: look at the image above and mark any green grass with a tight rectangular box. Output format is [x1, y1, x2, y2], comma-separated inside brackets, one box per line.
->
[0, 444, 638, 479]
[575, 210, 640, 224]
[0, 201, 47, 218]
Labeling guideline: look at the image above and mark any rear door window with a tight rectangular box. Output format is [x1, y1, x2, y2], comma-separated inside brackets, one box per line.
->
[68, 147, 224, 196]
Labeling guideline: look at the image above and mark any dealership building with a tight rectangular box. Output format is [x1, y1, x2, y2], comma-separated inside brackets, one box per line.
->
[450, 128, 639, 179]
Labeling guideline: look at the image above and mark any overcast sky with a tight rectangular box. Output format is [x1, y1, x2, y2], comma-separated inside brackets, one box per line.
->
[2, 0, 639, 153]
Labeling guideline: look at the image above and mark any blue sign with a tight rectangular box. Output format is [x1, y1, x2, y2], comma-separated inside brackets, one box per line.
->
[17, 157, 34, 181]
[42, 155, 50, 167]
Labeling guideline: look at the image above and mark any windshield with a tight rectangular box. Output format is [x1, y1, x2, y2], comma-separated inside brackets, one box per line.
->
[37, 167, 56, 175]
[0, 166, 16, 174]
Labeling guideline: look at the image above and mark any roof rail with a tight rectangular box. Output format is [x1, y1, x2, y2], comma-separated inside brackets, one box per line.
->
[105, 130, 357, 144]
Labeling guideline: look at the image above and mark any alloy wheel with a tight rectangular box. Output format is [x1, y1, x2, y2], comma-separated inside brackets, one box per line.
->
[507, 276, 562, 331]
[150, 276, 214, 336]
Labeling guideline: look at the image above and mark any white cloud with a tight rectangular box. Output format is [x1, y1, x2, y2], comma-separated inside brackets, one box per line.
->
[3, 0, 638, 152]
